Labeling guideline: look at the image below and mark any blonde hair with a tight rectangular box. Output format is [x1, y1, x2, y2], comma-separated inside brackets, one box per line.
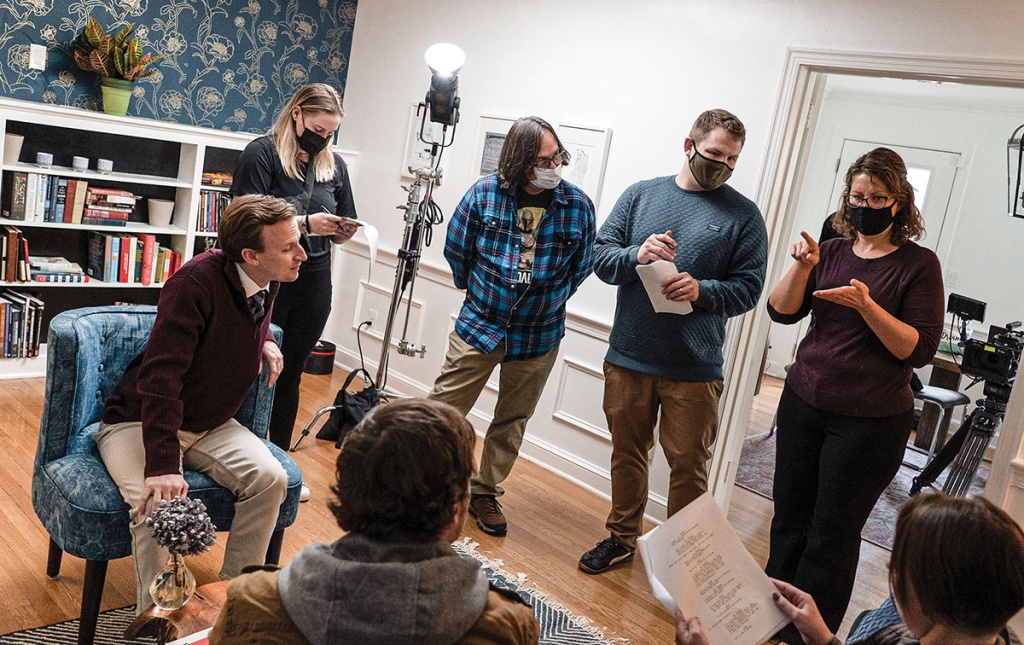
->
[271, 83, 344, 183]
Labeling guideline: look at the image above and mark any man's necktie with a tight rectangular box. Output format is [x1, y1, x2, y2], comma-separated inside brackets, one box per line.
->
[248, 289, 267, 322]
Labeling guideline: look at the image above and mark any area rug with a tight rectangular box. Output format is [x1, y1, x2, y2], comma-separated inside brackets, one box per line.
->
[453, 538, 629, 644]
[735, 431, 988, 550]
[0, 540, 627, 644]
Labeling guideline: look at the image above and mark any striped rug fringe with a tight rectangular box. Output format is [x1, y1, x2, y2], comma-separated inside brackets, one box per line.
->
[453, 537, 631, 644]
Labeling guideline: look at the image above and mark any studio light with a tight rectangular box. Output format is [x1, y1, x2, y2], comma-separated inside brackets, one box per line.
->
[424, 43, 464, 126]
[1009, 123, 1024, 219]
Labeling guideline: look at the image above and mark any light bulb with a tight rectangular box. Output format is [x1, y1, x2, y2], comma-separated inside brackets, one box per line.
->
[424, 43, 465, 78]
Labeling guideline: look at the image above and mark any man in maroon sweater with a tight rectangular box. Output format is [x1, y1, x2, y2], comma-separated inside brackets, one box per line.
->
[97, 194, 307, 612]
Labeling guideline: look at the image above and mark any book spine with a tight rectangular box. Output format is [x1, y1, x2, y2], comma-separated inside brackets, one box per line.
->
[24, 173, 38, 221]
[9, 172, 27, 221]
[81, 217, 128, 227]
[86, 187, 135, 198]
[33, 273, 89, 283]
[62, 179, 77, 223]
[109, 236, 120, 282]
[71, 179, 88, 224]
[53, 178, 67, 222]
[4, 227, 17, 283]
[18, 234, 28, 282]
[39, 176, 50, 223]
[82, 207, 132, 220]
[120, 235, 134, 283]
[139, 234, 155, 286]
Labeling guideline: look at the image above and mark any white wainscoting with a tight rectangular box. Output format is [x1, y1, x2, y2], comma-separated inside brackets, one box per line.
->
[324, 239, 675, 523]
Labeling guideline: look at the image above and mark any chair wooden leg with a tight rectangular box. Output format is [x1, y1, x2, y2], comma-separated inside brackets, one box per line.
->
[78, 560, 108, 645]
[265, 529, 284, 565]
[47, 538, 63, 579]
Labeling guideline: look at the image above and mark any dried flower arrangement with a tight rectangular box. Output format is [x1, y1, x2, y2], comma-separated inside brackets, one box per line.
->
[147, 497, 217, 556]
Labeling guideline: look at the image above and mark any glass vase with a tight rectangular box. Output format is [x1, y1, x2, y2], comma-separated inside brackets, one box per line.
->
[148, 552, 196, 611]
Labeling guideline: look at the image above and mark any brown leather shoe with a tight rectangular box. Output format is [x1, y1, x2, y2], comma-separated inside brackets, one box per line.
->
[469, 494, 507, 536]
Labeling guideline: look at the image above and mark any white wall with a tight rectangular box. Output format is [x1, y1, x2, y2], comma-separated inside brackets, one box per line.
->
[323, 0, 1024, 522]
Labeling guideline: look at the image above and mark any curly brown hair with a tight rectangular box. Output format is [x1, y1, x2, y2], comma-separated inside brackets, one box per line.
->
[329, 398, 475, 542]
[497, 116, 570, 189]
[831, 147, 925, 245]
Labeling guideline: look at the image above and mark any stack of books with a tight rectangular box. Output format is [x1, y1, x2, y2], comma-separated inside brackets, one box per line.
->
[29, 256, 89, 283]
[2, 172, 90, 224]
[201, 172, 233, 187]
[0, 290, 44, 358]
[86, 231, 182, 285]
[83, 187, 137, 227]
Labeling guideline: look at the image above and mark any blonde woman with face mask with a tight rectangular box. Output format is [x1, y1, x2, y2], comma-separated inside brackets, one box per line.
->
[230, 84, 359, 469]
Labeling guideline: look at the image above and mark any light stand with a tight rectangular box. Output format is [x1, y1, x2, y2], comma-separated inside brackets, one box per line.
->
[288, 44, 464, 451]
[375, 43, 464, 395]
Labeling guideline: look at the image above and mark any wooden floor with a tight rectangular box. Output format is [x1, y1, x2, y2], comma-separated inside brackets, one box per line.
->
[0, 372, 890, 643]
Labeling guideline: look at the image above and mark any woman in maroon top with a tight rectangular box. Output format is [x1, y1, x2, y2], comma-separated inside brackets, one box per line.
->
[764, 148, 944, 640]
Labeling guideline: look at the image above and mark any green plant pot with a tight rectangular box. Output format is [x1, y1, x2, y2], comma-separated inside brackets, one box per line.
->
[100, 77, 134, 116]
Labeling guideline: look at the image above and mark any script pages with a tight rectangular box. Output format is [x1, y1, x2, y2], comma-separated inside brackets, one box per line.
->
[636, 260, 693, 315]
[637, 492, 789, 645]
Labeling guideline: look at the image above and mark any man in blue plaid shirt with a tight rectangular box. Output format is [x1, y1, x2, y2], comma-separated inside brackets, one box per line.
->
[428, 116, 596, 536]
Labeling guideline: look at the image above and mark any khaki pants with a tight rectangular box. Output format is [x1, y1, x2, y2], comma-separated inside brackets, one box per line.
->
[602, 362, 724, 548]
[95, 419, 288, 611]
[429, 330, 559, 497]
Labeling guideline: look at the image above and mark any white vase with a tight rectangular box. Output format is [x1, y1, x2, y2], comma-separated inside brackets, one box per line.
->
[3, 134, 24, 165]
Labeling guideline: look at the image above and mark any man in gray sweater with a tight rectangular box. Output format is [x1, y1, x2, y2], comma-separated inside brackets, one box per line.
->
[579, 109, 768, 574]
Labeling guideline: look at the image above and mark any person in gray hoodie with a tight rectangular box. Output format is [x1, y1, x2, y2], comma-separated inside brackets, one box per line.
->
[209, 398, 539, 645]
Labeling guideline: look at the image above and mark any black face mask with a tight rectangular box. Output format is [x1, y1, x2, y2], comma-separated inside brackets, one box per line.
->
[848, 205, 895, 236]
[297, 127, 330, 157]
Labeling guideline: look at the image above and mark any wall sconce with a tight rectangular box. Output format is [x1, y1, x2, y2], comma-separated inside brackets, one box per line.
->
[1009, 124, 1024, 219]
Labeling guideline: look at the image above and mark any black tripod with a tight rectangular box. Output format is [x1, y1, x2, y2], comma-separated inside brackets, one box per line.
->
[910, 383, 1006, 496]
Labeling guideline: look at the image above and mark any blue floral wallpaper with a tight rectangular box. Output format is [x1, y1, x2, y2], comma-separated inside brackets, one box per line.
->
[0, 0, 358, 132]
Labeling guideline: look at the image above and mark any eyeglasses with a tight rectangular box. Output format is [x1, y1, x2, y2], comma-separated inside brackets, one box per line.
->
[847, 194, 894, 209]
[534, 151, 565, 170]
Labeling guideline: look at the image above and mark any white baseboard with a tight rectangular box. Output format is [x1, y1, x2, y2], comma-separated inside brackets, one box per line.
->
[330, 346, 668, 526]
[0, 344, 46, 379]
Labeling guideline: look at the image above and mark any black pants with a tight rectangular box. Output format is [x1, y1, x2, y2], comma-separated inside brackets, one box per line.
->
[268, 267, 332, 450]
[765, 384, 912, 638]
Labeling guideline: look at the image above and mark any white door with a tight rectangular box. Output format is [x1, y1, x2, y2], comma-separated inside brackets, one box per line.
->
[765, 140, 962, 373]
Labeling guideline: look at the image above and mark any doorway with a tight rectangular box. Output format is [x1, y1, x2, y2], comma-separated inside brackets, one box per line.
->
[765, 137, 963, 375]
[710, 49, 1024, 516]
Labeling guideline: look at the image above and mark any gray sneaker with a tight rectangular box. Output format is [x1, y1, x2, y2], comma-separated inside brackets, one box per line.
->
[579, 536, 634, 574]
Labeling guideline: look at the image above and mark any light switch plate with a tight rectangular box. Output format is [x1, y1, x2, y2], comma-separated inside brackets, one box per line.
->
[29, 44, 46, 70]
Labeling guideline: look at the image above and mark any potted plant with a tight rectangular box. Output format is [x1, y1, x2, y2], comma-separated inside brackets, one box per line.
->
[73, 16, 163, 116]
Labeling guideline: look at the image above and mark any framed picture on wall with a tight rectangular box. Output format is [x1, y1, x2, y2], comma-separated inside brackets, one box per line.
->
[402, 104, 442, 178]
[556, 124, 612, 212]
[469, 115, 516, 185]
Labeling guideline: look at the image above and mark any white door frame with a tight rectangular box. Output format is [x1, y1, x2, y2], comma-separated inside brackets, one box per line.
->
[711, 48, 1024, 512]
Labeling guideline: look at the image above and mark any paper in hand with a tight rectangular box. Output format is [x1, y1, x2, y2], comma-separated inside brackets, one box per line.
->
[636, 260, 693, 315]
[637, 492, 790, 645]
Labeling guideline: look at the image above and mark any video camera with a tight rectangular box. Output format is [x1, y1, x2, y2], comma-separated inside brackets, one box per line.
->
[961, 323, 1023, 393]
[947, 293, 1022, 403]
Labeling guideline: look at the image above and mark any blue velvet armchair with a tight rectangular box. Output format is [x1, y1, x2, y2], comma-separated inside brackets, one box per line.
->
[31, 306, 303, 645]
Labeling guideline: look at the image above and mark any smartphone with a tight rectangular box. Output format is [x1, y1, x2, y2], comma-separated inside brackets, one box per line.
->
[337, 216, 364, 227]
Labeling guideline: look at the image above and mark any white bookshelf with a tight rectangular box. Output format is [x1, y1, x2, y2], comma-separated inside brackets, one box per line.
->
[0, 98, 256, 371]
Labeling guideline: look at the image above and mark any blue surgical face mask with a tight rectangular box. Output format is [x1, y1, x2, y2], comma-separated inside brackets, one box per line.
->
[530, 165, 561, 190]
